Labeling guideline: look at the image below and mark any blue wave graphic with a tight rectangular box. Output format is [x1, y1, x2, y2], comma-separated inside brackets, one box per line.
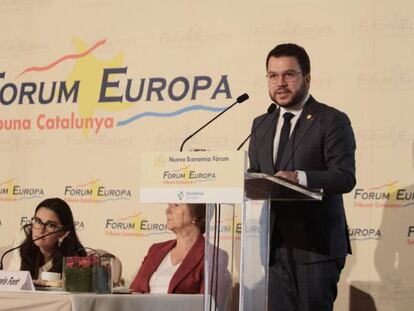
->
[144, 232, 171, 237]
[100, 197, 130, 203]
[116, 105, 226, 126]
[350, 237, 382, 241]
[190, 178, 216, 184]
[14, 196, 43, 201]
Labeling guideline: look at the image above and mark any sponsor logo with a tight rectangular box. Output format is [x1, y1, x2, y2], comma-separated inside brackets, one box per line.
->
[0, 179, 44, 201]
[348, 227, 382, 241]
[176, 190, 205, 201]
[0, 38, 233, 136]
[20, 216, 84, 231]
[105, 213, 170, 238]
[163, 165, 216, 185]
[177, 191, 184, 200]
[353, 181, 414, 208]
[63, 179, 131, 204]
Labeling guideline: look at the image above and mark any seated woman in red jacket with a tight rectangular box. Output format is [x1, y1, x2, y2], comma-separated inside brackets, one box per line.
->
[129, 203, 206, 294]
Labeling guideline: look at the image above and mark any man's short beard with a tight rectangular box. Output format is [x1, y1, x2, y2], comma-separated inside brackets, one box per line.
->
[271, 82, 308, 108]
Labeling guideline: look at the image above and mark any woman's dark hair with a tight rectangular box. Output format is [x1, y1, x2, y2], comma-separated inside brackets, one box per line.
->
[187, 203, 206, 234]
[19, 197, 86, 279]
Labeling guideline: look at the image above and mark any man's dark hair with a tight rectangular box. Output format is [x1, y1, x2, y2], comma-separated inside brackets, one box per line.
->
[266, 43, 310, 74]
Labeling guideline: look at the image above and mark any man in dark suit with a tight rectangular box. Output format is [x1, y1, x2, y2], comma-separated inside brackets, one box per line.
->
[248, 43, 356, 311]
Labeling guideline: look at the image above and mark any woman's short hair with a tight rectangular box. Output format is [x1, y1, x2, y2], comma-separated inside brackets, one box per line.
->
[187, 203, 206, 234]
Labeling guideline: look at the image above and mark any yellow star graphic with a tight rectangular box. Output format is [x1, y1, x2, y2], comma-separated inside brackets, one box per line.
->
[132, 214, 143, 234]
[6, 179, 15, 199]
[66, 37, 134, 136]
[90, 180, 101, 200]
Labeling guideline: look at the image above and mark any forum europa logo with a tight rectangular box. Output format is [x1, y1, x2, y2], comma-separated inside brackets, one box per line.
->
[0, 37, 233, 136]
[0, 179, 44, 202]
[63, 179, 131, 204]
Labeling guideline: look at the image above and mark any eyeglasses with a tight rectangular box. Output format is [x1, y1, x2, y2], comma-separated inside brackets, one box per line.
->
[31, 216, 63, 233]
[266, 70, 304, 83]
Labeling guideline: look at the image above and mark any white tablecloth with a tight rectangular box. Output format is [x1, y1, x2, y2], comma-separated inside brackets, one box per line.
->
[0, 291, 203, 311]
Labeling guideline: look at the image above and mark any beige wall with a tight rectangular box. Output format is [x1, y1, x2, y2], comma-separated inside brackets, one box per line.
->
[0, 1, 413, 309]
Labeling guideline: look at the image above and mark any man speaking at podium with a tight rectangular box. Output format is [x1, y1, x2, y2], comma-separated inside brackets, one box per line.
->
[248, 43, 356, 311]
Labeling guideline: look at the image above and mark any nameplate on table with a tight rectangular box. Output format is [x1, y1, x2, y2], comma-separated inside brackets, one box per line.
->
[0, 270, 35, 291]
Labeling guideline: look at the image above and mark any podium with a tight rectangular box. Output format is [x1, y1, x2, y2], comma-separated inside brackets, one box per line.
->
[241, 172, 322, 311]
[140, 151, 322, 311]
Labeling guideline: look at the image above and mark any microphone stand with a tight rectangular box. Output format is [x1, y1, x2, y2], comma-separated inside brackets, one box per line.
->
[236, 103, 277, 151]
[180, 93, 249, 151]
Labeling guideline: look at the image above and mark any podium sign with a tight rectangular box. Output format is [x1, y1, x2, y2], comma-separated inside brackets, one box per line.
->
[140, 151, 323, 310]
[140, 151, 246, 203]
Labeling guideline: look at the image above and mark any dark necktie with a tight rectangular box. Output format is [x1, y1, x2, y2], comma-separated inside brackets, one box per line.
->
[274, 112, 294, 171]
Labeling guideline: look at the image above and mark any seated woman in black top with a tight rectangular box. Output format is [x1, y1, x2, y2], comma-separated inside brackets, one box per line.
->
[19, 197, 86, 279]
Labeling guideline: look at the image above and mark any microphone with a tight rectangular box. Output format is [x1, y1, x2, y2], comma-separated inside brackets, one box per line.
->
[180, 93, 249, 151]
[236, 103, 277, 151]
[0, 224, 71, 270]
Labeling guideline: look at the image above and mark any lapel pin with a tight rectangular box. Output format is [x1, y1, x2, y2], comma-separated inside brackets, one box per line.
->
[307, 114, 313, 120]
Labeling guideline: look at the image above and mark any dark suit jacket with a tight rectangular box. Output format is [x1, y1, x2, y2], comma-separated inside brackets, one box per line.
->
[129, 234, 204, 294]
[248, 96, 356, 264]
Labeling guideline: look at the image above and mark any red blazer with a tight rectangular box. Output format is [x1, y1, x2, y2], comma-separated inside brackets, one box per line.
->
[129, 235, 204, 294]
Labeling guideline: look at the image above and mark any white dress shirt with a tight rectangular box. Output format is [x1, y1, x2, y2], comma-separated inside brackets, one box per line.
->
[273, 93, 310, 186]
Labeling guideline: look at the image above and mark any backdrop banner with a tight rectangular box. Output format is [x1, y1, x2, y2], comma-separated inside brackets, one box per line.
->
[0, 1, 413, 310]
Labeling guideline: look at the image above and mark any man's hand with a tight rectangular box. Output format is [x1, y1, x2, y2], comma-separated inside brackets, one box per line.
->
[275, 171, 299, 183]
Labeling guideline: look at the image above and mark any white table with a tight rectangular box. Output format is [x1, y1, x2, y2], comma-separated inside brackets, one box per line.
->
[0, 291, 203, 311]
